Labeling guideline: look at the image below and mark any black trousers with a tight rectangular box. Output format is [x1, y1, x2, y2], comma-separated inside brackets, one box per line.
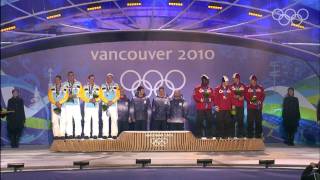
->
[118, 121, 129, 135]
[283, 120, 298, 144]
[233, 107, 245, 137]
[152, 120, 167, 131]
[195, 110, 213, 138]
[168, 123, 184, 131]
[247, 109, 263, 138]
[216, 110, 233, 138]
[7, 127, 23, 148]
[129, 122, 135, 131]
[134, 120, 147, 131]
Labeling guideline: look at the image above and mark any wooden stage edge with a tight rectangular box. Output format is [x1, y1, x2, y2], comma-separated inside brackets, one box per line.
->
[50, 131, 265, 152]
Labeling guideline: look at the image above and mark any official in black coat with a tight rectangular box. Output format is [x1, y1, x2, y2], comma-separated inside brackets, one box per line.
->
[6, 89, 26, 148]
[282, 87, 300, 146]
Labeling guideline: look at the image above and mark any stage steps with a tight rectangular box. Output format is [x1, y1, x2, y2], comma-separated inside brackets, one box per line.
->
[50, 131, 265, 152]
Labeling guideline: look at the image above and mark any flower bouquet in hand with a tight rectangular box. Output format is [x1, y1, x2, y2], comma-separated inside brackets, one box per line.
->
[234, 88, 242, 96]
[102, 104, 108, 111]
[93, 93, 99, 99]
[53, 107, 61, 115]
[203, 91, 211, 103]
[91, 93, 99, 106]
[250, 95, 258, 104]
[231, 106, 236, 116]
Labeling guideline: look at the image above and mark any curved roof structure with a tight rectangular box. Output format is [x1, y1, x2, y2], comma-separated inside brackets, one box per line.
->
[1, 0, 319, 57]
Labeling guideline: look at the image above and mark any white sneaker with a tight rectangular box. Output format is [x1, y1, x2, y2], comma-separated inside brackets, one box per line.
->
[212, 137, 216, 140]
[201, 137, 207, 140]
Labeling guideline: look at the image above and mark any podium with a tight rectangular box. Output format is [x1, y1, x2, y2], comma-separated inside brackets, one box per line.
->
[50, 131, 265, 152]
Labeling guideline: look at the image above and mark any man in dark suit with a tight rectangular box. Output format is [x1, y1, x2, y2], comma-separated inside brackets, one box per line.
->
[6, 89, 26, 148]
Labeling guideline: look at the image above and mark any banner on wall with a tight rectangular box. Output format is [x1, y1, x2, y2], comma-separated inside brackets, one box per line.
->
[1, 41, 319, 146]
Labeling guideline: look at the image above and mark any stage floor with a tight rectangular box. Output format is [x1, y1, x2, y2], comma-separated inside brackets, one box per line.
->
[1, 143, 319, 171]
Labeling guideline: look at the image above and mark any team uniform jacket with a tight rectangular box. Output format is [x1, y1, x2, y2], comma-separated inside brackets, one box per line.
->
[130, 96, 151, 121]
[230, 82, 246, 107]
[62, 80, 83, 106]
[48, 84, 69, 109]
[99, 82, 120, 107]
[168, 98, 188, 123]
[244, 84, 265, 110]
[117, 96, 130, 122]
[152, 96, 170, 121]
[214, 85, 234, 111]
[81, 84, 100, 108]
[193, 85, 215, 110]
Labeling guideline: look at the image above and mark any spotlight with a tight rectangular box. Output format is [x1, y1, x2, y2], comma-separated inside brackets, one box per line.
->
[73, 161, 89, 170]
[259, 160, 275, 168]
[197, 159, 212, 168]
[169, 0, 183, 7]
[127, 0, 141, 7]
[1, 24, 16, 32]
[248, 10, 263, 18]
[208, 2, 222, 10]
[291, 23, 305, 29]
[46, 11, 62, 20]
[136, 159, 151, 168]
[87, 3, 102, 11]
[7, 163, 24, 172]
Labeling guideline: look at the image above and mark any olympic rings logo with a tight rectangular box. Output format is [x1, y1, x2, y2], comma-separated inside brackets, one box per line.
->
[150, 137, 169, 147]
[120, 69, 186, 97]
[272, 8, 309, 26]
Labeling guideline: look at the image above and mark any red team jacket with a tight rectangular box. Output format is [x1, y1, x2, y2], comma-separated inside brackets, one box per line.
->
[244, 84, 265, 110]
[193, 85, 215, 110]
[230, 82, 246, 107]
[213, 85, 234, 111]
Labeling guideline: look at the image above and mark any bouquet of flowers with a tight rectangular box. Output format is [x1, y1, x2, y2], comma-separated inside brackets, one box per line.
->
[102, 104, 108, 111]
[250, 95, 257, 104]
[234, 88, 242, 96]
[92, 93, 99, 105]
[93, 93, 99, 99]
[231, 107, 236, 116]
[53, 107, 61, 115]
[203, 91, 211, 103]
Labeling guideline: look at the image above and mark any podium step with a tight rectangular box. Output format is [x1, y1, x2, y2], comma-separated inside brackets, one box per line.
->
[50, 131, 265, 152]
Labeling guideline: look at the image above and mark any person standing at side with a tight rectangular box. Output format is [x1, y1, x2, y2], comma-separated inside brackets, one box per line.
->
[6, 89, 26, 148]
[282, 87, 301, 146]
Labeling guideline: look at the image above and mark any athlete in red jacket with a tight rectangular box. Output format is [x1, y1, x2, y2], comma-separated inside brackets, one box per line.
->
[214, 75, 235, 138]
[244, 74, 265, 138]
[193, 74, 214, 138]
[230, 73, 246, 138]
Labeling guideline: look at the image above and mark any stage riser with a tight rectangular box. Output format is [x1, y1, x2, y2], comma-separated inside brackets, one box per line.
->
[50, 131, 265, 152]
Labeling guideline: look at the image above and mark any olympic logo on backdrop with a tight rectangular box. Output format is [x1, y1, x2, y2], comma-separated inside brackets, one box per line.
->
[272, 8, 309, 26]
[120, 69, 186, 97]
